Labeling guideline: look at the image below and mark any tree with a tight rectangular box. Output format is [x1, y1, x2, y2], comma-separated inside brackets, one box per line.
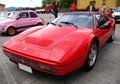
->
[42, 0, 75, 8]
[58, 0, 74, 8]
[41, 0, 46, 8]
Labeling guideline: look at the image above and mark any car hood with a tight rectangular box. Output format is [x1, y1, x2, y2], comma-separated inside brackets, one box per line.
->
[112, 12, 120, 16]
[3, 26, 92, 65]
[19, 26, 76, 47]
[0, 18, 15, 24]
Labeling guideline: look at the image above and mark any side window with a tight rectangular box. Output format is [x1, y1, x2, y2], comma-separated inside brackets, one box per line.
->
[95, 14, 108, 27]
[103, 15, 109, 22]
[95, 17, 99, 28]
[20, 12, 29, 18]
[30, 12, 37, 18]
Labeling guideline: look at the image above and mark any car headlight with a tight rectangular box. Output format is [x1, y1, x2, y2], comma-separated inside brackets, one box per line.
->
[0, 24, 6, 30]
[0, 24, 5, 27]
[4, 51, 11, 57]
[39, 64, 56, 73]
[0, 25, 3, 28]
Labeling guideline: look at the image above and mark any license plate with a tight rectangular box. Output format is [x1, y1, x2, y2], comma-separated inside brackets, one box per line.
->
[18, 63, 32, 73]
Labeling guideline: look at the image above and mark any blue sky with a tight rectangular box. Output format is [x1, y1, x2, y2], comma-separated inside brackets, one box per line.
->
[0, 0, 42, 8]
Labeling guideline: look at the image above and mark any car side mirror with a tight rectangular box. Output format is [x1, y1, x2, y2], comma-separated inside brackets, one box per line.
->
[46, 22, 50, 25]
[100, 23, 111, 29]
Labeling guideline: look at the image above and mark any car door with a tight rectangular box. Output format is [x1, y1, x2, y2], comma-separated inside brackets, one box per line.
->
[29, 12, 40, 25]
[16, 12, 31, 28]
[94, 14, 110, 47]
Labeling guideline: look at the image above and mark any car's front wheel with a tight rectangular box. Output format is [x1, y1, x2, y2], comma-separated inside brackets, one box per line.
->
[7, 27, 16, 36]
[82, 40, 98, 71]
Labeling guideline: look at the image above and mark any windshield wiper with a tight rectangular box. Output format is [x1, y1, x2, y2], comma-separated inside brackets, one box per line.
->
[60, 21, 78, 28]
[50, 22, 56, 26]
[49, 22, 62, 27]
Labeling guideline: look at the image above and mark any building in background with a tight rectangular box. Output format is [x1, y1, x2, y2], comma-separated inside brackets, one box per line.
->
[0, 3, 5, 11]
[77, 0, 120, 10]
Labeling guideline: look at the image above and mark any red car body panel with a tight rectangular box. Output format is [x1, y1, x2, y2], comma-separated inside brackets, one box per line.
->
[3, 26, 91, 64]
[2, 12, 115, 76]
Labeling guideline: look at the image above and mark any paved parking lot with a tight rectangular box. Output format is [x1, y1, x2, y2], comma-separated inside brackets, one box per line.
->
[0, 13, 120, 84]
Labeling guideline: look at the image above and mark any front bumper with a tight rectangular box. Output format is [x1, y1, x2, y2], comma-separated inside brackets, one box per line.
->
[112, 16, 120, 21]
[2, 47, 85, 76]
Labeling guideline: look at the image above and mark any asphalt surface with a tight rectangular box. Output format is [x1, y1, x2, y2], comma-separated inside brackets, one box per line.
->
[0, 13, 120, 84]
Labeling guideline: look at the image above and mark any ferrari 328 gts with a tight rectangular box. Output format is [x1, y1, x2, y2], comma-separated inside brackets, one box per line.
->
[2, 12, 115, 76]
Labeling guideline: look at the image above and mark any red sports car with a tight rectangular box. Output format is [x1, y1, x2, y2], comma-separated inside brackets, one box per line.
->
[2, 12, 115, 76]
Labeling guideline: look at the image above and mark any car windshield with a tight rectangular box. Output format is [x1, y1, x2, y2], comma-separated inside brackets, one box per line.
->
[7, 11, 18, 18]
[52, 13, 94, 28]
[116, 7, 120, 12]
[0, 11, 10, 17]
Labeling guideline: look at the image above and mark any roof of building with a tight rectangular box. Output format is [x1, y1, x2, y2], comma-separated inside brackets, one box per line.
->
[0, 3, 5, 6]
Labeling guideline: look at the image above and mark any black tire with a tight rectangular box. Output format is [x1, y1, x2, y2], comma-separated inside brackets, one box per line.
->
[113, 18, 117, 23]
[108, 29, 115, 42]
[7, 27, 16, 36]
[82, 40, 98, 71]
[37, 22, 43, 26]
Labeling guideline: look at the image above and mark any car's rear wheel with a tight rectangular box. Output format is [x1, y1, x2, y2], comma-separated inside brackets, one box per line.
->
[37, 22, 43, 26]
[7, 27, 16, 36]
[82, 40, 98, 71]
